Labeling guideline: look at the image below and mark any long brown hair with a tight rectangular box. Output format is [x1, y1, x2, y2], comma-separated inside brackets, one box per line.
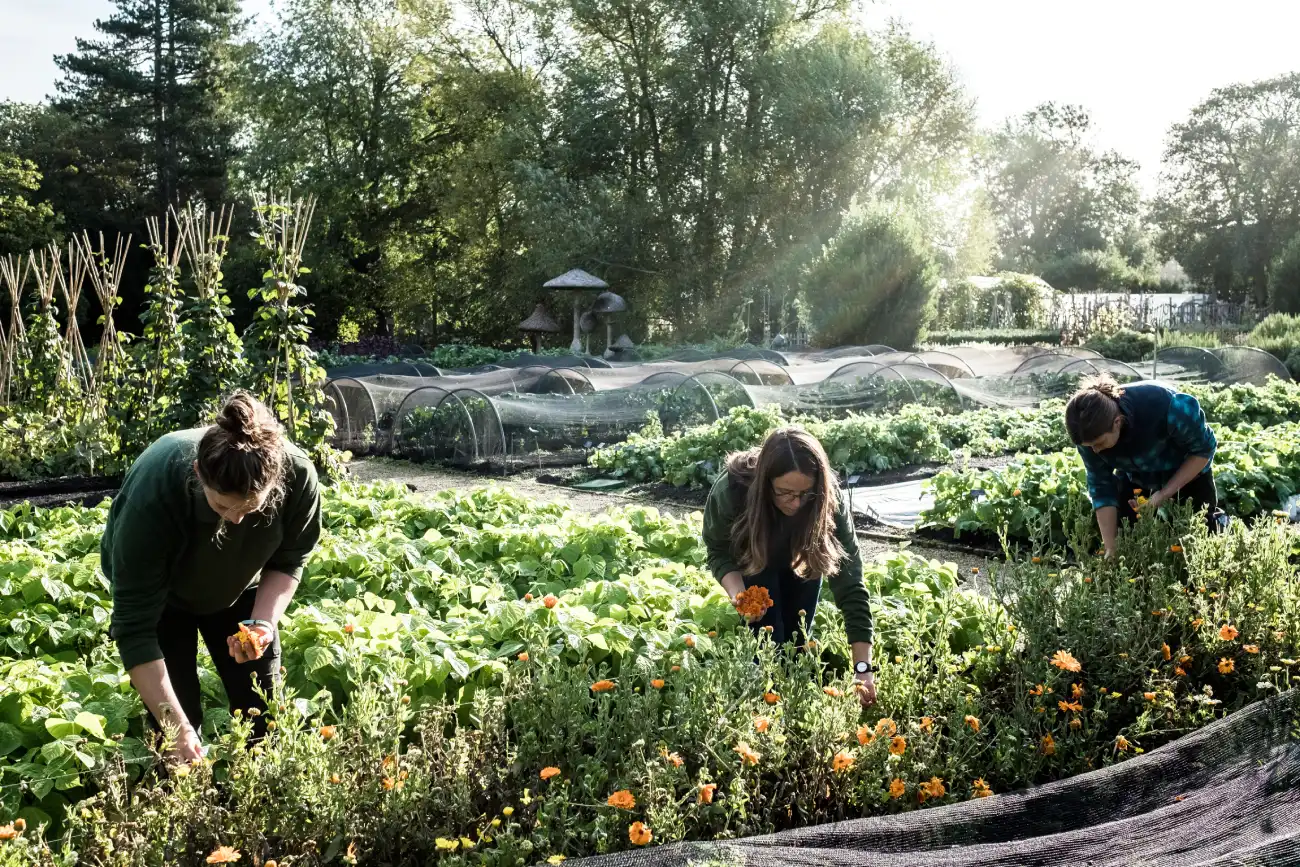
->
[727, 427, 845, 579]
[195, 392, 288, 513]
[1064, 373, 1125, 445]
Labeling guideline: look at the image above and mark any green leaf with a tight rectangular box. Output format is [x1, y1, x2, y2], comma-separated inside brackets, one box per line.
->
[74, 712, 107, 740]
[44, 718, 78, 739]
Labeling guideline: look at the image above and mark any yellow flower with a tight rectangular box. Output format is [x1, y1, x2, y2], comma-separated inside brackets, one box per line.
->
[435, 838, 459, 851]
[888, 778, 906, 799]
[889, 736, 907, 756]
[1115, 735, 1131, 751]
[503, 806, 515, 817]
[548, 857, 567, 865]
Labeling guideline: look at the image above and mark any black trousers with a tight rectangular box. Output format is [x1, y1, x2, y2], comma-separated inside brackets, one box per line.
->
[1117, 471, 1220, 530]
[151, 586, 280, 740]
[744, 564, 822, 646]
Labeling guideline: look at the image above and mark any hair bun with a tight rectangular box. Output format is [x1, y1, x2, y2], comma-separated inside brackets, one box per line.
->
[215, 392, 282, 451]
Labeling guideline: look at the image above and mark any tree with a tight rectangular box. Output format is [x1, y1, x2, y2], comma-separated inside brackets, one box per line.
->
[0, 153, 58, 255]
[54, 0, 241, 219]
[1270, 233, 1300, 314]
[981, 103, 1143, 282]
[1154, 73, 1300, 303]
[801, 207, 939, 348]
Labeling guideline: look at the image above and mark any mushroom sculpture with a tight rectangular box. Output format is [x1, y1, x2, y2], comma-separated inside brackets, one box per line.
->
[518, 304, 561, 354]
[543, 269, 608, 354]
[591, 291, 628, 358]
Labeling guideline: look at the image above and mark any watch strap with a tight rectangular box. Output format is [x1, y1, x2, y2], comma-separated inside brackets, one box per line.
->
[241, 619, 276, 634]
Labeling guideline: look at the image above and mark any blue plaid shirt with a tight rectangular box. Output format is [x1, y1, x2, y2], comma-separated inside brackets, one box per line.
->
[1078, 383, 1216, 510]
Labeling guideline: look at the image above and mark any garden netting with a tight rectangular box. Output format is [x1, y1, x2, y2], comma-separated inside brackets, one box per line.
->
[559, 688, 1300, 867]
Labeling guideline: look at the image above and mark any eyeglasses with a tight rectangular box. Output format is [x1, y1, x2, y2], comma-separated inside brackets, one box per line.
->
[772, 486, 819, 505]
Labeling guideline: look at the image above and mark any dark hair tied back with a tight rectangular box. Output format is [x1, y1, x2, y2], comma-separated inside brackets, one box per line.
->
[1064, 373, 1124, 446]
[196, 392, 287, 508]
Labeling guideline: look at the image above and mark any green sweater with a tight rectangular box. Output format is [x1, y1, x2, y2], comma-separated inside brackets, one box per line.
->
[102, 428, 322, 670]
[701, 472, 873, 645]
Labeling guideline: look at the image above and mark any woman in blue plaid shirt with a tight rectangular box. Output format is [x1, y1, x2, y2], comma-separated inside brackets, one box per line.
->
[1065, 374, 1221, 558]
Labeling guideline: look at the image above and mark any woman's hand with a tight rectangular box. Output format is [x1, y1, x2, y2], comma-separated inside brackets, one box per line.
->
[227, 623, 274, 664]
[854, 672, 877, 708]
[167, 726, 206, 765]
[720, 572, 746, 607]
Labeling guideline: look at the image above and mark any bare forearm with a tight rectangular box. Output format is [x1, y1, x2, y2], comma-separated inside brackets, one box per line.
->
[252, 570, 299, 626]
[1160, 456, 1210, 499]
[850, 641, 873, 665]
[128, 659, 191, 733]
[1097, 506, 1119, 554]
[720, 571, 745, 601]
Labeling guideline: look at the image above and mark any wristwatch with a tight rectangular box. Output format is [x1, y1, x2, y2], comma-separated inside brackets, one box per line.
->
[854, 661, 879, 675]
[241, 618, 276, 637]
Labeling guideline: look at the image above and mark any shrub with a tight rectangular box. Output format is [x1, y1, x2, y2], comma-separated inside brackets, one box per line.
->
[926, 328, 1061, 347]
[975, 272, 1051, 329]
[1083, 328, 1155, 362]
[803, 209, 940, 349]
[1268, 234, 1300, 315]
[1246, 313, 1300, 377]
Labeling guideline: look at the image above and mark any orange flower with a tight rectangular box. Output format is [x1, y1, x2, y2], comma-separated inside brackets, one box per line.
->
[888, 778, 906, 799]
[1069, 718, 1082, 731]
[1218, 624, 1239, 641]
[330, 773, 342, 784]
[972, 778, 993, 798]
[832, 751, 855, 772]
[1050, 650, 1081, 672]
[628, 822, 652, 846]
[1058, 700, 1082, 713]
[889, 735, 907, 755]
[1115, 735, 1130, 751]
[11, 820, 25, 834]
[1175, 666, 1187, 676]
[0, 825, 18, 842]
[518, 652, 530, 662]
[763, 692, 780, 704]
[874, 718, 898, 738]
[1028, 684, 1045, 696]
[964, 715, 980, 732]
[524, 593, 534, 602]
[1143, 692, 1156, 701]
[1180, 655, 1193, 665]
[1218, 658, 1235, 674]
[1244, 644, 1260, 654]
[591, 680, 616, 693]
[1012, 488, 1022, 497]
[383, 777, 396, 790]
[1071, 682, 1085, 699]
[1162, 643, 1172, 661]
[735, 586, 775, 620]
[1041, 734, 1056, 756]
[919, 717, 933, 733]
[1192, 618, 1204, 628]
[698, 783, 717, 804]
[672, 665, 682, 673]
[651, 678, 665, 689]
[607, 790, 636, 810]
[541, 767, 562, 781]
[343, 624, 355, 635]
[708, 631, 717, 638]
[206, 847, 242, 864]
[543, 595, 558, 609]
[971, 567, 980, 574]
[734, 742, 761, 765]
[856, 725, 874, 746]
[753, 717, 771, 733]
[1032, 556, 1042, 564]
[663, 751, 684, 768]
[1170, 545, 1183, 553]
[319, 725, 336, 741]
[919, 777, 946, 800]
[233, 623, 265, 660]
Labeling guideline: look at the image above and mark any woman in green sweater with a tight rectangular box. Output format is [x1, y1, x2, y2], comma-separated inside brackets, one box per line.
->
[702, 428, 876, 707]
[102, 392, 322, 763]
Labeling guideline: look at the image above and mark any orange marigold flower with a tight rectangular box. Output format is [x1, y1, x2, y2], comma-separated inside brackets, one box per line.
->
[889, 735, 907, 756]
[541, 767, 562, 781]
[832, 751, 855, 772]
[1050, 650, 1081, 672]
[319, 725, 336, 741]
[1041, 734, 1056, 756]
[1069, 718, 1082, 731]
[735, 586, 774, 620]
[343, 624, 355, 635]
[1143, 692, 1156, 701]
[1115, 736, 1131, 751]
[888, 778, 906, 799]
[964, 715, 980, 732]
[763, 692, 780, 704]
[919, 717, 933, 733]
[823, 685, 842, 698]
[1071, 682, 1084, 699]
[1028, 684, 1045, 696]
[383, 777, 396, 790]
[1012, 489, 1022, 497]
[874, 718, 898, 738]
[1174, 666, 1187, 676]
[734, 742, 761, 765]
[607, 790, 636, 810]
[672, 665, 682, 673]
[543, 594, 558, 609]
[664, 752, 683, 768]
[524, 593, 534, 602]
[684, 634, 697, 648]
[591, 680, 616, 693]
[1162, 643, 1172, 661]
[1192, 618, 1204, 628]
[628, 822, 652, 846]
[856, 725, 874, 746]
[206, 847, 242, 864]
[753, 717, 771, 734]
[920, 777, 946, 800]
[1058, 700, 1082, 713]
[1244, 644, 1260, 654]
[0, 825, 18, 842]
[1180, 655, 1193, 665]
[651, 678, 665, 689]
[698, 783, 717, 804]
[1218, 658, 1235, 674]
[1170, 545, 1183, 553]
[329, 773, 341, 784]
[1218, 624, 1239, 641]
[972, 778, 993, 798]
[518, 652, 530, 662]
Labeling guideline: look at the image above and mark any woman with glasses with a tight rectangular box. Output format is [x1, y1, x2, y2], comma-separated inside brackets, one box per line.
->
[702, 427, 876, 707]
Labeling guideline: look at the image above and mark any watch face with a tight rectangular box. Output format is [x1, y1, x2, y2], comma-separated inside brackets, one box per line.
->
[855, 661, 869, 673]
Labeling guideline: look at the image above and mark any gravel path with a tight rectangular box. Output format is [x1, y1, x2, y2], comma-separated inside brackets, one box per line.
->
[346, 457, 995, 574]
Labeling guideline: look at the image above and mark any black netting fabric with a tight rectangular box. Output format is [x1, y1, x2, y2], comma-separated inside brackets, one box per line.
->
[562, 690, 1300, 867]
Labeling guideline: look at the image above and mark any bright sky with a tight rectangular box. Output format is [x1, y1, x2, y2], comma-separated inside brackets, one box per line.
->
[3, 0, 1298, 193]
